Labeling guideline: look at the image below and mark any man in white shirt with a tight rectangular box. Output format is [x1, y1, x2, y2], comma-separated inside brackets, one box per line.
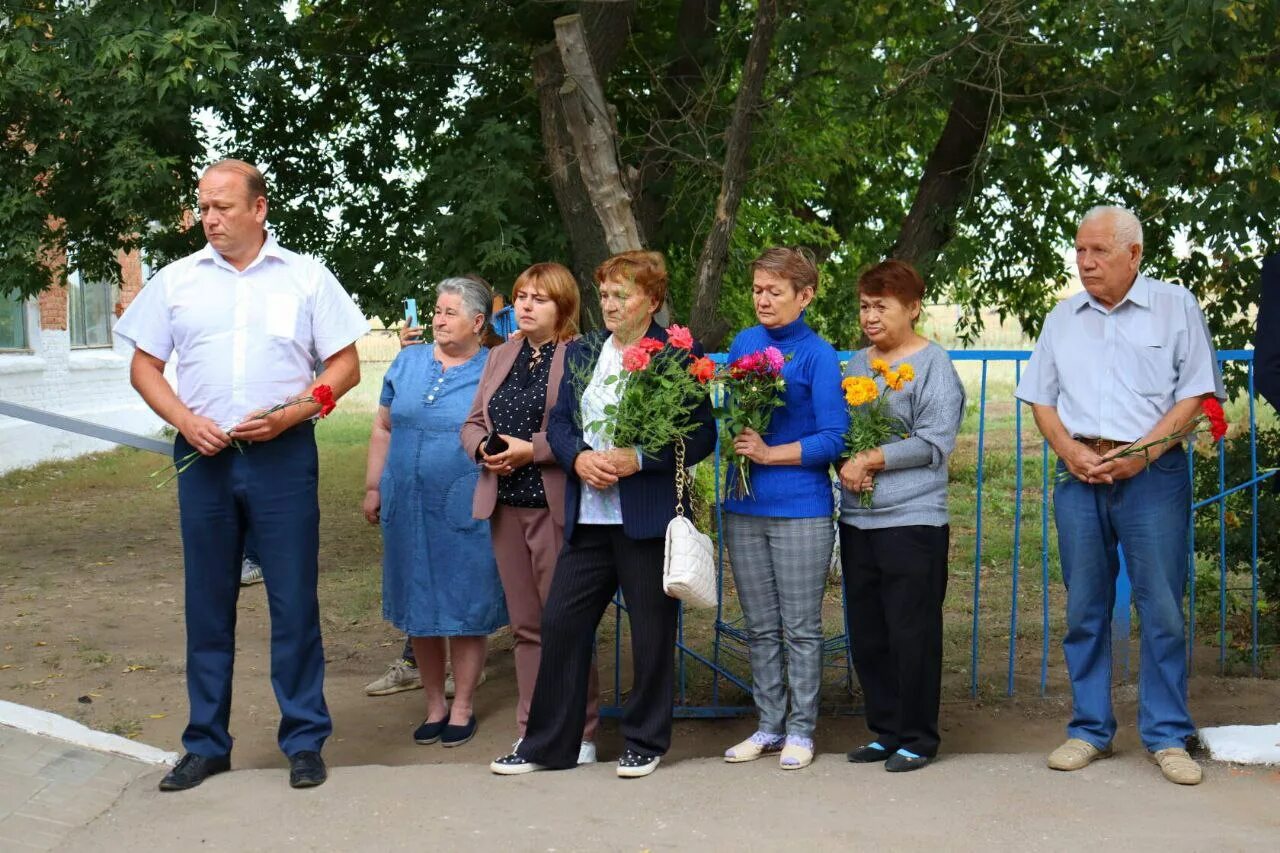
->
[115, 160, 367, 791]
[1016, 206, 1224, 786]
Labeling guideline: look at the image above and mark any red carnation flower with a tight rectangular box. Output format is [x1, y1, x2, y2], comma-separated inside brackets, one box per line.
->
[667, 324, 694, 350]
[637, 337, 664, 354]
[688, 355, 716, 384]
[622, 345, 652, 372]
[1201, 397, 1227, 441]
[312, 384, 336, 418]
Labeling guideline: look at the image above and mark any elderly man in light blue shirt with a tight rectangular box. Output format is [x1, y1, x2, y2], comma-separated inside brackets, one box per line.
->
[1017, 205, 1224, 786]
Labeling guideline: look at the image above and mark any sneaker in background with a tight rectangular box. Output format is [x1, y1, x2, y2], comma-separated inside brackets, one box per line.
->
[239, 557, 264, 586]
[364, 659, 422, 696]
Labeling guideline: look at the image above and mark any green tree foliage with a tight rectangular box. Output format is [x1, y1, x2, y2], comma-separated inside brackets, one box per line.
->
[3, 1, 1277, 351]
[0, 1, 238, 297]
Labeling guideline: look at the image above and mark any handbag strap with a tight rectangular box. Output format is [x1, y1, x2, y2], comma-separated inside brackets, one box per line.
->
[674, 437, 689, 517]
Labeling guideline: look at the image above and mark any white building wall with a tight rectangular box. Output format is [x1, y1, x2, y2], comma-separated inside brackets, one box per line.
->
[0, 301, 166, 475]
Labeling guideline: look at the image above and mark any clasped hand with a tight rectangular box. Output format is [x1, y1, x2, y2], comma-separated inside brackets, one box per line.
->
[1065, 442, 1146, 485]
[574, 448, 640, 489]
[228, 409, 290, 444]
[838, 454, 875, 493]
[481, 436, 535, 475]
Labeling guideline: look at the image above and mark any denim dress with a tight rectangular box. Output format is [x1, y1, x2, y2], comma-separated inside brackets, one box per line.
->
[379, 345, 507, 636]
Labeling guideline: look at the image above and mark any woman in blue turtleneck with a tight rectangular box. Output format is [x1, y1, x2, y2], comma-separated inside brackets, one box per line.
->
[720, 247, 849, 770]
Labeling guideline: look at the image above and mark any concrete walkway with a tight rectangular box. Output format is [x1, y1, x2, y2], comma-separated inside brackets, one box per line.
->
[22, 746, 1280, 852]
[0, 727, 152, 851]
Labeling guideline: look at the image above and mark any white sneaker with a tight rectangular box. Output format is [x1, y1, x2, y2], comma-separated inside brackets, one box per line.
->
[239, 558, 264, 586]
[578, 741, 597, 765]
[364, 659, 421, 696]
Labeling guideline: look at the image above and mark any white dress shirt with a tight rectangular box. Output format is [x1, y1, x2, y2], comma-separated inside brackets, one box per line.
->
[115, 234, 368, 430]
[1015, 274, 1224, 441]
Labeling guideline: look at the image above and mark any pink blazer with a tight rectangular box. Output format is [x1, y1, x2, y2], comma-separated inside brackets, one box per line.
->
[460, 338, 569, 526]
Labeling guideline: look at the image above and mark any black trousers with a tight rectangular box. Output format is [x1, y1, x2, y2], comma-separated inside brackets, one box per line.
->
[839, 522, 949, 757]
[517, 524, 678, 769]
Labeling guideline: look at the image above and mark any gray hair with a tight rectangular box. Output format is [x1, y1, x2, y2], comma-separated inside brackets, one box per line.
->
[436, 276, 492, 324]
[1081, 205, 1144, 254]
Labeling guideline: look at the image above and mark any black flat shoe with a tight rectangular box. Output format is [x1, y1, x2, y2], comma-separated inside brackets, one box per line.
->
[414, 717, 449, 745]
[884, 752, 932, 773]
[288, 750, 327, 788]
[441, 715, 477, 748]
[847, 744, 891, 763]
[158, 753, 230, 792]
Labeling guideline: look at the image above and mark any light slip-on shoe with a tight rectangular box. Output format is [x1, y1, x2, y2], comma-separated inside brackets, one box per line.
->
[780, 736, 814, 770]
[724, 732, 784, 763]
[1047, 738, 1113, 771]
[1150, 747, 1202, 785]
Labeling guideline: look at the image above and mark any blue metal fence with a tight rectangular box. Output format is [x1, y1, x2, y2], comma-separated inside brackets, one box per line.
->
[599, 348, 1270, 718]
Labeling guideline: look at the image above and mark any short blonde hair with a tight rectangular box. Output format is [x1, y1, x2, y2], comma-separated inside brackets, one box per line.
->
[751, 246, 819, 293]
[513, 262, 581, 342]
[203, 159, 268, 201]
[594, 250, 668, 307]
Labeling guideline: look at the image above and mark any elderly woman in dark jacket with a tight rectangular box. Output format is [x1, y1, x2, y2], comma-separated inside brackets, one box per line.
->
[490, 250, 716, 779]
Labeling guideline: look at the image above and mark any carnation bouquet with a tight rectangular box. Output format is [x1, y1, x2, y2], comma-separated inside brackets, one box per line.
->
[589, 325, 714, 455]
[842, 358, 915, 508]
[1054, 397, 1228, 484]
[713, 346, 787, 499]
[152, 385, 337, 487]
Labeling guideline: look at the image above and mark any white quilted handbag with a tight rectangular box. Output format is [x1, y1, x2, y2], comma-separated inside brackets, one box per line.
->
[662, 439, 718, 608]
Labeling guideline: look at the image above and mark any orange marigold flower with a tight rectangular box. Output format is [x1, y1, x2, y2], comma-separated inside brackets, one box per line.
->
[897, 363, 915, 382]
[870, 358, 889, 376]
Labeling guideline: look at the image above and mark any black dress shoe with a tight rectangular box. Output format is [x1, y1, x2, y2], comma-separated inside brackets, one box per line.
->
[884, 752, 933, 773]
[847, 744, 891, 763]
[288, 750, 327, 788]
[158, 753, 230, 792]
[440, 715, 477, 748]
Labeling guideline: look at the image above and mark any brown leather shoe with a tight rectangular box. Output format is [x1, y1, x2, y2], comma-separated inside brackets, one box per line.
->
[1047, 738, 1113, 771]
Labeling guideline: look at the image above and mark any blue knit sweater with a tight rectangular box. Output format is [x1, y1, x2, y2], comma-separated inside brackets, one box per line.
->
[722, 314, 849, 518]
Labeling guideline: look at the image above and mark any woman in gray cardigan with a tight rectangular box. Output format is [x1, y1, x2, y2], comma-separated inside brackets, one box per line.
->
[839, 260, 965, 773]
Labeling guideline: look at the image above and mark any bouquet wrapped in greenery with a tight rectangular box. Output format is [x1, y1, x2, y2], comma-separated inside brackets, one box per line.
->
[842, 359, 914, 508]
[592, 325, 715, 455]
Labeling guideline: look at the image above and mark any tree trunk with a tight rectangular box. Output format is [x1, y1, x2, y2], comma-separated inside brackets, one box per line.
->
[890, 82, 997, 272]
[688, 0, 782, 350]
[555, 14, 645, 254]
[533, 43, 608, 329]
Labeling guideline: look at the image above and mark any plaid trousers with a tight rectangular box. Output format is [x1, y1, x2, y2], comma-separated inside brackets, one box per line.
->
[724, 512, 834, 738]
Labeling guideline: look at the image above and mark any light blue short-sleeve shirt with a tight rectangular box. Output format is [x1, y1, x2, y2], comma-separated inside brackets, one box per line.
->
[1015, 274, 1225, 441]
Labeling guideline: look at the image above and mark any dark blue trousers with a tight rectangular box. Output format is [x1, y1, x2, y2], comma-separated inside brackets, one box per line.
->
[174, 423, 331, 759]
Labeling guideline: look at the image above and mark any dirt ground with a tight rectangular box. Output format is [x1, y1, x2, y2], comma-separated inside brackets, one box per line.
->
[2, 441, 1278, 773]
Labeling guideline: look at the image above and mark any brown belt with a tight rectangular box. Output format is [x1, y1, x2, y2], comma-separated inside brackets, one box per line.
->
[1074, 437, 1132, 455]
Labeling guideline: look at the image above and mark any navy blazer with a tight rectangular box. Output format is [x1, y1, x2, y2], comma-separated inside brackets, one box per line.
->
[547, 320, 717, 542]
[1254, 254, 1280, 410]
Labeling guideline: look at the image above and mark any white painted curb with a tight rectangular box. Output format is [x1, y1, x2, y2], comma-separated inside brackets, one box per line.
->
[0, 700, 178, 765]
[1199, 723, 1280, 765]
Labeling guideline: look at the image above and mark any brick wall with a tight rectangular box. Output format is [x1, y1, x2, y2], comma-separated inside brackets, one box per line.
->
[117, 250, 143, 315]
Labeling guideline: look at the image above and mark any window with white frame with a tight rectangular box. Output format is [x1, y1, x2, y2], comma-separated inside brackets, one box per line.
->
[0, 289, 28, 350]
[68, 268, 115, 348]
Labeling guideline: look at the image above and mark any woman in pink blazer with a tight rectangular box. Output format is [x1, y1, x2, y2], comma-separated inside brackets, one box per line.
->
[460, 262, 599, 764]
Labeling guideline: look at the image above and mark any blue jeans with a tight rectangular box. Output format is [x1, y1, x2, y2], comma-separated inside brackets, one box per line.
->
[1054, 448, 1194, 752]
[175, 423, 331, 758]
